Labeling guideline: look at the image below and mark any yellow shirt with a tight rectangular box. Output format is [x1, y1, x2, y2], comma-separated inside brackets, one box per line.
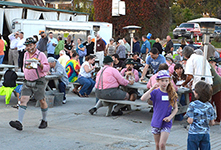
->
[58, 54, 70, 68]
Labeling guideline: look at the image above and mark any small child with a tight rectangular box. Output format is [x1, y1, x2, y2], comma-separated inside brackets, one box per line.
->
[185, 81, 216, 150]
[141, 70, 178, 150]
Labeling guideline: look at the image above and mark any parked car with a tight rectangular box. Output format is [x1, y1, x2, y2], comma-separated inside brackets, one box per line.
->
[211, 25, 221, 37]
[173, 23, 203, 39]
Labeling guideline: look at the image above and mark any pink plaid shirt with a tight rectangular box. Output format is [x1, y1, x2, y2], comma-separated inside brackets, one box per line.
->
[23, 49, 50, 81]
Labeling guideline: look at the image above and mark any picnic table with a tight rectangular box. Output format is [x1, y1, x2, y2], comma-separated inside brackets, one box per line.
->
[0, 64, 17, 71]
[123, 82, 148, 90]
[0, 71, 61, 92]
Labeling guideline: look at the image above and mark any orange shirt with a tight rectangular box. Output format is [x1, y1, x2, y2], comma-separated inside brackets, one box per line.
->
[0, 39, 4, 55]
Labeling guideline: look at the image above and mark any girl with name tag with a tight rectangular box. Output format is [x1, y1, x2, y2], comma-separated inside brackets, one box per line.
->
[141, 70, 178, 150]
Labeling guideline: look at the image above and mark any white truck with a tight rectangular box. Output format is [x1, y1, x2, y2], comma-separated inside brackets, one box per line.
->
[11, 19, 112, 44]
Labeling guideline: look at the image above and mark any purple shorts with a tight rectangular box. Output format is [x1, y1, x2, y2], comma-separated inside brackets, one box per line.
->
[151, 127, 171, 134]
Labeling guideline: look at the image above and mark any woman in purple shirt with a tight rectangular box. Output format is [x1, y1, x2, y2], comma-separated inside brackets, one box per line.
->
[141, 70, 178, 150]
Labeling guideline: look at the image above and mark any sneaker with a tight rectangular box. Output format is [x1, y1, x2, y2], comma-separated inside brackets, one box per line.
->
[89, 107, 97, 115]
[9, 120, 23, 131]
[11, 104, 20, 109]
[38, 120, 47, 129]
[111, 110, 123, 116]
[62, 99, 67, 104]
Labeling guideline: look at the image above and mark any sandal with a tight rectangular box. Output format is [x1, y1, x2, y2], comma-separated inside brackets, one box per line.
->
[72, 89, 79, 95]
[77, 93, 84, 97]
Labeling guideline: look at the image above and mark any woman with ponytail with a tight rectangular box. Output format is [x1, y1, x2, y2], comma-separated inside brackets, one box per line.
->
[141, 70, 178, 150]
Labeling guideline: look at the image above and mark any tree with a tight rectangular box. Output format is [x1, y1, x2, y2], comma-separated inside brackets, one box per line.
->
[94, 0, 171, 39]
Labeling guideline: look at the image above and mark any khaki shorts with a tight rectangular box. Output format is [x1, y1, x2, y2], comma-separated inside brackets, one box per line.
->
[21, 77, 47, 101]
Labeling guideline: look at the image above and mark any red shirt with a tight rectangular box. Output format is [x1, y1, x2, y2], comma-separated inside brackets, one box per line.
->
[96, 38, 106, 52]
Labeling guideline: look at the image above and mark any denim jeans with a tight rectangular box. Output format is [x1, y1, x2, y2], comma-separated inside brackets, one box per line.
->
[187, 134, 210, 150]
[58, 81, 66, 100]
[0, 55, 4, 64]
[79, 56, 84, 65]
[77, 76, 95, 96]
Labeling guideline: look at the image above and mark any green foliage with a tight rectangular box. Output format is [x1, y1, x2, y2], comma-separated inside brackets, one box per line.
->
[211, 39, 221, 48]
[170, 4, 203, 29]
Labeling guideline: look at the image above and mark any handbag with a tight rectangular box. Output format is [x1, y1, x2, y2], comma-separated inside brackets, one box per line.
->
[78, 43, 87, 57]
[79, 48, 87, 57]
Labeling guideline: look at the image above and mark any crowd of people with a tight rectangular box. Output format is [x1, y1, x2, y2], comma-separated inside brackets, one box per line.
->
[3, 30, 221, 150]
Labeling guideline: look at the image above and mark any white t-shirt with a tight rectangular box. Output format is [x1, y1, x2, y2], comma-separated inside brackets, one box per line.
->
[185, 54, 213, 89]
[79, 61, 94, 78]
[17, 38, 26, 51]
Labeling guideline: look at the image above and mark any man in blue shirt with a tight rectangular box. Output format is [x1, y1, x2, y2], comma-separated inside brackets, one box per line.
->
[140, 47, 166, 80]
[47, 32, 58, 58]
[48, 57, 69, 104]
[141, 35, 151, 61]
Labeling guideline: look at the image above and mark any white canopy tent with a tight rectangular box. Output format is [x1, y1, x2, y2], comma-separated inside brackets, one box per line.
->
[0, 8, 4, 34]
[4, 8, 23, 32]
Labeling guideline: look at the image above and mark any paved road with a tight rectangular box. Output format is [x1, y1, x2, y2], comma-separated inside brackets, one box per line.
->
[1, 90, 221, 150]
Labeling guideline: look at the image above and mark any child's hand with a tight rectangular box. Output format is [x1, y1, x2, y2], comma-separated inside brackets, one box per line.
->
[163, 116, 171, 122]
[153, 83, 159, 89]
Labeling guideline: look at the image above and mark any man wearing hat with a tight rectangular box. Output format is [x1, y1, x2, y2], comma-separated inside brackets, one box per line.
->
[121, 59, 139, 82]
[88, 56, 135, 116]
[37, 31, 48, 56]
[121, 59, 139, 101]
[48, 57, 69, 104]
[9, 37, 50, 131]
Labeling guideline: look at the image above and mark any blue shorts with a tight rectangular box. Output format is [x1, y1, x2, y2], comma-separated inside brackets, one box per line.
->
[151, 127, 171, 134]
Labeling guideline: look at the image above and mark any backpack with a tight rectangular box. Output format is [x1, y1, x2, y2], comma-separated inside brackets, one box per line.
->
[3, 70, 18, 87]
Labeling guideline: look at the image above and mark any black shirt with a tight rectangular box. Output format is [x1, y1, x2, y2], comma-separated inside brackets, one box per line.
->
[86, 42, 94, 56]
[165, 40, 173, 53]
[64, 40, 74, 50]
[113, 60, 124, 68]
[180, 44, 186, 50]
[153, 42, 163, 54]
[37, 36, 48, 52]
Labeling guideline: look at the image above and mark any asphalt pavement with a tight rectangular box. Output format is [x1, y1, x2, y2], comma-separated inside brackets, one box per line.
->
[1, 90, 221, 150]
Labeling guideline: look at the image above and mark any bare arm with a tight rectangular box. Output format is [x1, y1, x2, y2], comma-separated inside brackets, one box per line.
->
[141, 64, 149, 80]
[141, 83, 158, 102]
[181, 74, 193, 87]
[209, 120, 215, 126]
[163, 101, 178, 122]
[146, 48, 149, 55]
[84, 64, 95, 73]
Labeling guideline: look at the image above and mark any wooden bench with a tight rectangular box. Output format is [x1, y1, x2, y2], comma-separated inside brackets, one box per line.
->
[99, 88, 191, 117]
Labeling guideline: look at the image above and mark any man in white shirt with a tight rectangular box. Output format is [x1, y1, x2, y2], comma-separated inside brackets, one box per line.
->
[17, 32, 26, 72]
[181, 46, 213, 89]
[8, 32, 19, 71]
